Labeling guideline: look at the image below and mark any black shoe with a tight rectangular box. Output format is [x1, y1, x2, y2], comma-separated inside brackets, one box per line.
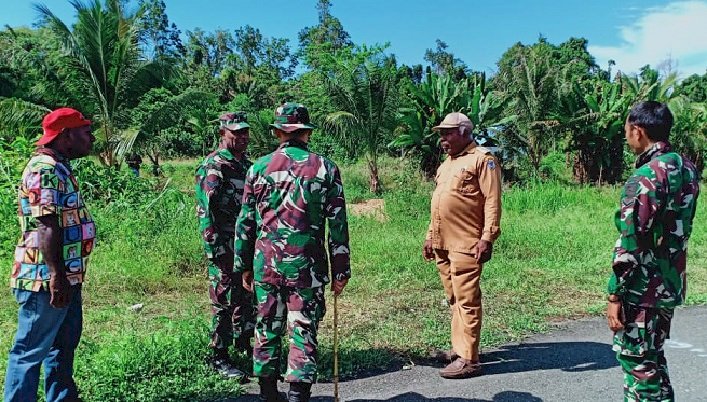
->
[288, 382, 312, 402]
[209, 353, 247, 380]
[259, 377, 286, 402]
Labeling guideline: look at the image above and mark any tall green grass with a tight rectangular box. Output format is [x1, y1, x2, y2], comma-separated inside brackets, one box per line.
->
[0, 155, 705, 401]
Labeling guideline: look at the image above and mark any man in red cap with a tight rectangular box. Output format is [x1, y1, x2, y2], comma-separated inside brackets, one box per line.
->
[4, 107, 96, 402]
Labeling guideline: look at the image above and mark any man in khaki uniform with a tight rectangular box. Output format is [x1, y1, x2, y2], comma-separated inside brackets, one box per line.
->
[423, 112, 502, 379]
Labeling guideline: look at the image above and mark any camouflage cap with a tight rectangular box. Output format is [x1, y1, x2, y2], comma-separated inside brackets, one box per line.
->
[269, 102, 317, 133]
[219, 111, 250, 131]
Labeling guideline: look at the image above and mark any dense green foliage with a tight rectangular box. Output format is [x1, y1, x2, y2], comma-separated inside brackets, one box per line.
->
[1, 0, 706, 185]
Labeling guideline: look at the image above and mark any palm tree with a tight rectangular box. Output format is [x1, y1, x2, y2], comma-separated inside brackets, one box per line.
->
[495, 41, 562, 173]
[620, 66, 678, 103]
[115, 88, 216, 173]
[0, 97, 50, 141]
[322, 45, 399, 193]
[35, 0, 165, 166]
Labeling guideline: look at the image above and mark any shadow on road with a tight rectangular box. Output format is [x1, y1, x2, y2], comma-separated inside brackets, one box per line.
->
[230, 341, 615, 401]
[314, 340, 617, 384]
[479, 341, 617, 375]
[323, 390, 543, 401]
[235, 391, 542, 402]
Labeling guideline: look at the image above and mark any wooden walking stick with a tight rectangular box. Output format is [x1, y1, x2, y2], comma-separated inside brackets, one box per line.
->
[333, 292, 340, 402]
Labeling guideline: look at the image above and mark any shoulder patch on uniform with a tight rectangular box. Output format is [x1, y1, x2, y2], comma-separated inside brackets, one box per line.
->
[622, 176, 640, 206]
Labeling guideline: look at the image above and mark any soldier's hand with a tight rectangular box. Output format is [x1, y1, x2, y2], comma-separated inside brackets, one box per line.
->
[332, 278, 348, 296]
[49, 274, 71, 309]
[242, 271, 254, 293]
[606, 301, 624, 332]
[423, 239, 435, 261]
[473, 240, 493, 264]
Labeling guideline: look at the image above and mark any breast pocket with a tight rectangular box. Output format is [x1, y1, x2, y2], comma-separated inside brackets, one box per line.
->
[452, 170, 477, 194]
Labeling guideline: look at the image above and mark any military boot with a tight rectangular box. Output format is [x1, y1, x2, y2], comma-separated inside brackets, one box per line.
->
[259, 377, 286, 402]
[287, 382, 312, 402]
[235, 334, 254, 357]
[208, 349, 246, 379]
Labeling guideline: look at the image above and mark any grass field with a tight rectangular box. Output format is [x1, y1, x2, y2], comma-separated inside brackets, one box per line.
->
[1, 156, 705, 401]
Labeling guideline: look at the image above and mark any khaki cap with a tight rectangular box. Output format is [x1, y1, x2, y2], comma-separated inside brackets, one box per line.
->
[432, 112, 474, 131]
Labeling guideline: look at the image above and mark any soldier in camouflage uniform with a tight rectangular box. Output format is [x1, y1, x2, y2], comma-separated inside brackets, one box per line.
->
[607, 101, 700, 402]
[234, 103, 351, 402]
[195, 112, 255, 379]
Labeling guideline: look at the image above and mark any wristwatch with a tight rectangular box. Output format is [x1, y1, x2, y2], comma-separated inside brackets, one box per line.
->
[607, 294, 621, 303]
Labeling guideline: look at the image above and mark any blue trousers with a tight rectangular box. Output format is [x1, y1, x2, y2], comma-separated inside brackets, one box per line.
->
[3, 286, 83, 402]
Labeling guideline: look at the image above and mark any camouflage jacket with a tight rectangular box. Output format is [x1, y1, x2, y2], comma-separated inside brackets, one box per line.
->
[608, 141, 700, 308]
[234, 139, 351, 288]
[195, 148, 252, 262]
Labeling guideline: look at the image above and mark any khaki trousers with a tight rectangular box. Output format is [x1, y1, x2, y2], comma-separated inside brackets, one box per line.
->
[434, 249, 482, 361]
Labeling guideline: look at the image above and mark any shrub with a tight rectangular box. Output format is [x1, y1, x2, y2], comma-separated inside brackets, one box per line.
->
[538, 151, 573, 184]
[76, 316, 244, 402]
[0, 138, 33, 258]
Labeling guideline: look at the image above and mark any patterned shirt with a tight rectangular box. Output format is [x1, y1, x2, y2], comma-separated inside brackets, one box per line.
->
[608, 141, 700, 308]
[234, 139, 351, 288]
[195, 148, 252, 261]
[12, 148, 96, 291]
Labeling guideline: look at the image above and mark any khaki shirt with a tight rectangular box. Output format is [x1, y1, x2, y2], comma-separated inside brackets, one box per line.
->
[426, 143, 502, 253]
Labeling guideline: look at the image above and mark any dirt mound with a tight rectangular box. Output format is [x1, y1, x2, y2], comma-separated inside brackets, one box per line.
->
[349, 198, 386, 221]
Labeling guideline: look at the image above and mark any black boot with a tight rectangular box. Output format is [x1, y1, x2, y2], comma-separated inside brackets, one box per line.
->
[235, 334, 254, 357]
[208, 349, 246, 379]
[288, 382, 312, 402]
[259, 377, 285, 402]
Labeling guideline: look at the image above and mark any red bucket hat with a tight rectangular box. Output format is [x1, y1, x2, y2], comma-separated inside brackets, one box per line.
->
[37, 108, 92, 145]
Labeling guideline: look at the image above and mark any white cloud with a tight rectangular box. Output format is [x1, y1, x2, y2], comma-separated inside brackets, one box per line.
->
[589, 1, 707, 78]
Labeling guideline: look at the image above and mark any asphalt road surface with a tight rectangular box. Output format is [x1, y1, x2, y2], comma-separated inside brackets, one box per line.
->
[236, 306, 707, 402]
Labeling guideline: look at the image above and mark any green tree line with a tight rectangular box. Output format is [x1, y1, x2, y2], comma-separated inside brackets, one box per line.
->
[1, 0, 706, 191]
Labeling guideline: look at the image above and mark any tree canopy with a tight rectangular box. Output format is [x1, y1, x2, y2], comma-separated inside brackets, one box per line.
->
[1, 0, 706, 185]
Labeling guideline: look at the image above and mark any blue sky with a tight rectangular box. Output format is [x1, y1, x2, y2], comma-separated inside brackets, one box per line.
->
[3, 0, 707, 77]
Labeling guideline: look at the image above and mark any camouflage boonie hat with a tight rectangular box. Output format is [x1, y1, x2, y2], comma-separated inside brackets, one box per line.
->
[219, 111, 250, 131]
[270, 102, 316, 133]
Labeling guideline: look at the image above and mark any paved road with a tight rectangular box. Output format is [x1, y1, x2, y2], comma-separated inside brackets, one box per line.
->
[236, 306, 707, 401]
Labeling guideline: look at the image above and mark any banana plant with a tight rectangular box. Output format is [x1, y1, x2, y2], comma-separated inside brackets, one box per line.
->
[554, 77, 629, 183]
[391, 71, 509, 178]
[669, 97, 707, 171]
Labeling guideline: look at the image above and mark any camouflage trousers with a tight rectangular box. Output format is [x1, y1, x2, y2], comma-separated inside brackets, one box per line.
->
[613, 303, 675, 402]
[208, 262, 255, 351]
[253, 282, 326, 383]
